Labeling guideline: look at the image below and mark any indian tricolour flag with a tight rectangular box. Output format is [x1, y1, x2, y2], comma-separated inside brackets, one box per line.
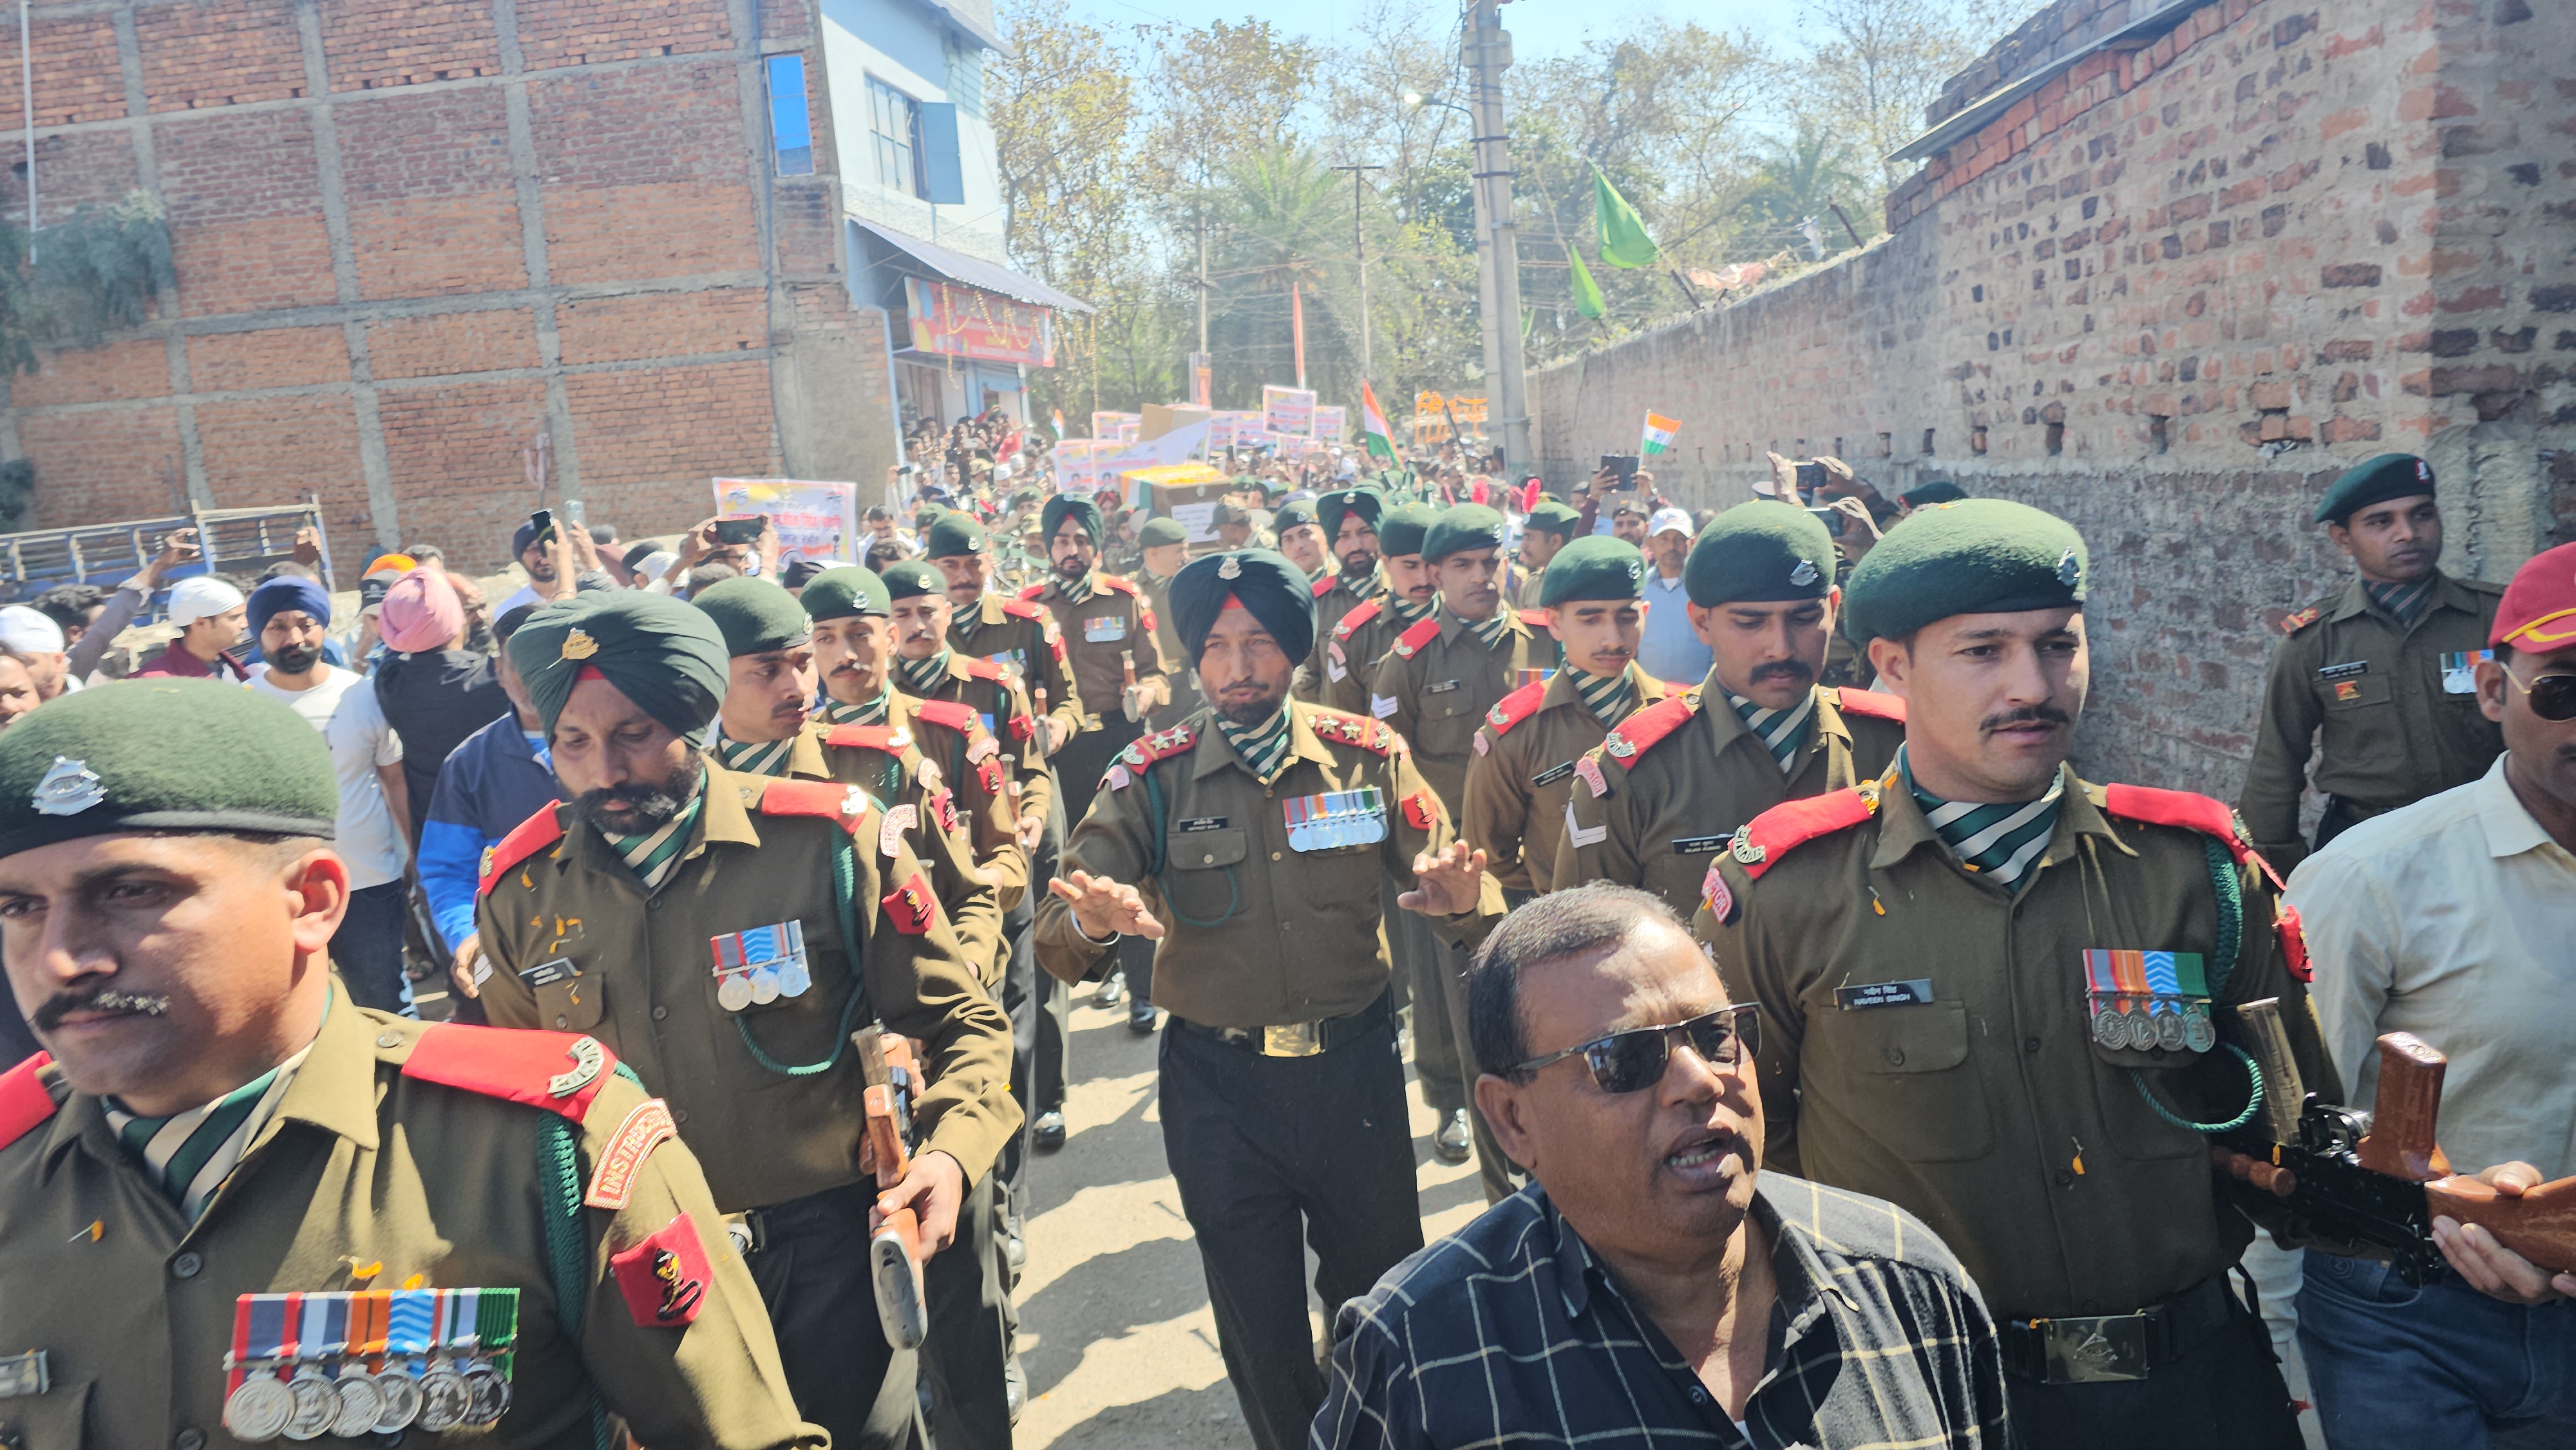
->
[1640, 411, 1681, 456]
[1359, 380, 1397, 460]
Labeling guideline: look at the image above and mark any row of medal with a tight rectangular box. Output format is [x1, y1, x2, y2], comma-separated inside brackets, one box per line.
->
[2081, 949, 2217, 1053]
[710, 919, 813, 1012]
[222, 1288, 517, 1442]
[1283, 787, 1388, 852]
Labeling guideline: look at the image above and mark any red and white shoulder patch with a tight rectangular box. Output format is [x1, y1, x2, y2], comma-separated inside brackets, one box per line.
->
[1733, 786, 1881, 883]
[479, 803, 567, 896]
[1392, 617, 1441, 659]
[961, 657, 1009, 683]
[826, 723, 908, 757]
[1001, 598, 1049, 623]
[402, 1023, 618, 1124]
[1832, 687, 1907, 723]
[612, 1214, 712, 1327]
[585, 1097, 678, 1209]
[1305, 709, 1395, 755]
[1517, 608, 1553, 632]
[1333, 599, 1384, 640]
[1600, 693, 1699, 764]
[914, 699, 981, 737]
[1016, 583, 1047, 602]
[1484, 679, 1549, 736]
[1310, 574, 1340, 599]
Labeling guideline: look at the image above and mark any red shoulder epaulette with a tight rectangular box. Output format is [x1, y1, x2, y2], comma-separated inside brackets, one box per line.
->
[1305, 708, 1395, 755]
[1000, 598, 1048, 623]
[2099, 782, 2306, 979]
[826, 722, 905, 756]
[758, 778, 864, 824]
[1517, 608, 1553, 631]
[1310, 575, 1338, 599]
[960, 657, 1008, 683]
[402, 1023, 616, 1124]
[479, 803, 567, 896]
[1600, 693, 1700, 764]
[914, 699, 981, 736]
[0, 1053, 59, 1153]
[1097, 575, 1142, 597]
[1104, 724, 1198, 786]
[1735, 787, 1880, 882]
[1482, 679, 1548, 735]
[1333, 599, 1383, 640]
[2278, 606, 2322, 635]
[1392, 617, 1442, 659]
[1833, 687, 1907, 723]
[1016, 583, 1046, 601]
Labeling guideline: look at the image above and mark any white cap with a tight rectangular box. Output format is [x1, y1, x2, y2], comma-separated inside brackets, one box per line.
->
[0, 604, 62, 654]
[992, 462, 1014, 482]
[1648, 507, 1694, 538]
[636, 551, 679, 580]
[166, 576, 247, 627]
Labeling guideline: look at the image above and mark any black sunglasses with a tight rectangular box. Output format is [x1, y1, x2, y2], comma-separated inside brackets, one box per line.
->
[1510, 1004, 1761, 1094]
[2506, 668, 2576, 722]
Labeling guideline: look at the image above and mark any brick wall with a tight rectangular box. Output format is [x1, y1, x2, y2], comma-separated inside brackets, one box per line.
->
[1528, 0, 2573, 794]
[0, 0, 895, 570]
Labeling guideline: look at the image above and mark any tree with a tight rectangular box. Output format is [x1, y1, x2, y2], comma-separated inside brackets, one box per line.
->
[1732, 124, 1871, 254]
[1795, 0, 2020, 191]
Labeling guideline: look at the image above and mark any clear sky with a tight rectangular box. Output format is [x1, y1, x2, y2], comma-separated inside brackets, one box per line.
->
[1059, 0, 1826, 67]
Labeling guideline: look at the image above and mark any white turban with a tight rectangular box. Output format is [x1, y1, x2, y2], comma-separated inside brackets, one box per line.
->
[165, 576, 247, 628]
[0, 604, 62, 654]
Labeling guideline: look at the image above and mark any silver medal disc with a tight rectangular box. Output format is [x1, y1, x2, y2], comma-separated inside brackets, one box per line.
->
[2184, 1010, 2218, 1054]
[2090, 1008, 2125, 1050]
[462, 1364, 513, 1426]
[329, 1373, 383, 1439]
[777, 959, 812, 997]
[749, 966, 782, 1004]
[2154, 1010, 2188, 1053]
[372, 1371, 424, 1433]
[416, 1366, 472, 1433]
[223, 1375, 296, 1443]
[2121, 1009, 2156, 1052]
[282, 1371, 339, 1440]
[717, 973, 753, 1013]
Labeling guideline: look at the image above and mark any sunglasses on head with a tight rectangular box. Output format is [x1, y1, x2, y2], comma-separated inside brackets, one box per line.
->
[1510, 1004, 1761, 1095]
[2506, 667, 2576, 722]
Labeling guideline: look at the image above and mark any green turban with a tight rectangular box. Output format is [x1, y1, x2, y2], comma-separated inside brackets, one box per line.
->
[1042, 495, 1104, 546]
[2315, 453, 2436, 525]
[1171, 550, 1316, 664]
[509, 591, 731, 746]
[800, 566, 891, 621]
[1316, 487, 1385, 541]
[1423, 505, 1508, 563]
[1378, 503, 1439, 558]
[926, 513, 987, 558]
[690, 576, 811, 657]
[0, 679, 337, 860]
[1842, 499, 2088, 645]
[1539, 536, 1647, 607]
[1687, 501, 1836, 608]
[879, 561, 943, 601]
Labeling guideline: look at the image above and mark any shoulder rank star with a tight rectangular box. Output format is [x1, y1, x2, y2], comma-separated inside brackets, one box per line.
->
[560, 628, 599, 662]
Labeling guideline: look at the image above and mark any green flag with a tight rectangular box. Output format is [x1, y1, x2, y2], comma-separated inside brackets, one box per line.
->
[1593, 165, 1658, 269]
[1569, 247, 1607, 319]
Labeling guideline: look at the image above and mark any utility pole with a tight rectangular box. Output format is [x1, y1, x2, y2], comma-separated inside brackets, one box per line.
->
[1331, 162, 1383, 382]
[1464, 0, 1529, 473]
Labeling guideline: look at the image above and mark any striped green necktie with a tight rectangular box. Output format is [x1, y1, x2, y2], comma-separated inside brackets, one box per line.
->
[104, 1037, 316, 1222]
[1387, 595, 1434, 629]
[2365, 577, 2432, 626]
[898, 648, 952, 696]
[1568, 666, 1638, 727]
[599, 791, 705, 894]
[1216, 708, 1294, 785]
[1062, 573, 1099, 607]
[816, 690, 892, 727]
[1453, 607, 1510, 652]
[710, 726, 795, 778]
[1900, 746, 2063, 890]
[1728, 690, 1817, 775]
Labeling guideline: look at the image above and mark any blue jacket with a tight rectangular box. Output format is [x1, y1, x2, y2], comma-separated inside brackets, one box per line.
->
[419, 711, 564, 954]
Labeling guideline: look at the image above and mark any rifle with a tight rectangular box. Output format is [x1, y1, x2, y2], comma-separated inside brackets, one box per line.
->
[855, 1024, 929, 1350]
[2215, 1001, 2576, 1284]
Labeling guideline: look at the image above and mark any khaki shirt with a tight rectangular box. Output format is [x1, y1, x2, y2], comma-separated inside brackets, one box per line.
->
[1318, 594, 1414, 717]
[1701, 769, 2342, 1321]
[878, 691, 1027, 906]
[1298, 570, 1376, 702]
[1369, 608, 1559, 812]
[898, 653, 1057, 856]
[1512, 563, 1549, 610]
[2239, 572, 2505, 867]
[476, 769, 1018, 1211]
[1132, 569, 1198, 731]
[1461, 664, 1671, 894]
[0, 1005, 820, 1450]
[948, 590, 1085, 749]
[1552, 681, 1908, 918]
[1032, 702, 1502, 1028]
[1020, 572, 1169, 731]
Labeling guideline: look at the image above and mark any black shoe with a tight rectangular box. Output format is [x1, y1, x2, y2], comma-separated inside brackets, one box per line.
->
[1128, 997, 1158, 1034]
[1432, 1109, 1472, 1165]
[1032, 1110, 1066, 1151]
[1094, 972, 1126, 1010]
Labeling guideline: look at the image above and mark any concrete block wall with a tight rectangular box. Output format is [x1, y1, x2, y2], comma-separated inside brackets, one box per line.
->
[1528, 0, 2573, 794]
[0, 0, 886, 569]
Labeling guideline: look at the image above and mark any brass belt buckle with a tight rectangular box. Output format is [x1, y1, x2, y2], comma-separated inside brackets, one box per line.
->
[2036, 1313, 2150, 1384]
[1260, 1021, 1323, 1057]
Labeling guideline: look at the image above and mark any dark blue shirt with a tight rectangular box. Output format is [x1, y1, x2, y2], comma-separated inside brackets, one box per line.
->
[419, 711, 563, 953]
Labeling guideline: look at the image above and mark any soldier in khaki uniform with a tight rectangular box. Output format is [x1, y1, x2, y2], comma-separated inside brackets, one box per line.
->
[2240, 453, 2505, 870]
[1033, 550, 1501, 1450]
[1369, 504, 1556, 1165]
[1511, 498, 1583, 609]
[1296, 487, 1384, 702]
[1318, 502, 1439, 715]
[1131, 518, 1193, 733]
[0, 679, 820, 1450]
[1553, 502, 1908, 918]
[473, 593, 1016, 1450]
[1701, 500, 2342, 1447]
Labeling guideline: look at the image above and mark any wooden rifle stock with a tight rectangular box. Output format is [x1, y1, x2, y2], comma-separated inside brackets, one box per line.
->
[854, 1022, 930, 1350]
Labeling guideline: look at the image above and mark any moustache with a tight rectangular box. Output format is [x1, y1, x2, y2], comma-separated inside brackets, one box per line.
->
[1980, 705, 2074, 733]
[1750, 660, 1813, 685]
[32, 985, 172, 1033]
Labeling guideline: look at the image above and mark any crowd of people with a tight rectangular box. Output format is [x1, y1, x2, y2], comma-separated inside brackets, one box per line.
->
[0, 429, 2566, 1450]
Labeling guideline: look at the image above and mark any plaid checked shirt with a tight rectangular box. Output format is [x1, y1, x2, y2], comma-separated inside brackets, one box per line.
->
[1313, 1174, 2009, 1449]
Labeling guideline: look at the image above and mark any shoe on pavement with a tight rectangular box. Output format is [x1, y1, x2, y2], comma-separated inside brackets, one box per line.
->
[1032, 1110, 1067, 1151]
[1128, 997, 1158, 1034]
[1432, 1108, 1472, 1165]
[1004, 1231, 1027, 1274]
[1094, 972, 1126, 1010]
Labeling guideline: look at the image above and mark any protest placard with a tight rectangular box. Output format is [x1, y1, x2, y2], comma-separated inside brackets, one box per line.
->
[1261, 386, 1316, 438]
[712, 478, 858, 563]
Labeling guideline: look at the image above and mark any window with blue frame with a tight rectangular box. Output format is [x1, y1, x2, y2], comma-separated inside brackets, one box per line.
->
[766, 54, 814, 176]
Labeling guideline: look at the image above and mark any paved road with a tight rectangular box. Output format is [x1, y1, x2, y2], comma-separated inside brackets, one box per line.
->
[1010, 986, 1491, 1448]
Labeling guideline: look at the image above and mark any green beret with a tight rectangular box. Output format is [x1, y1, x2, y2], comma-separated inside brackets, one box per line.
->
[925, 513, 987, 558]
[1899, 480, 1969, 509]
[690, 576, 811, 658]
[799, 566, 891, 621]
[2315, 453, 2436, 525]
[1525, 500, 1584, 539]
[1317, 488, 1384, 541]
[1423, 504, 1508, 562]
[1842, 500, 2088, 645]
[1137, 516, 1189, 548]
[1042, 495, 1104, 545]
[1687, 501, 1836, 608]
[1171, 550, 1316, 664]
[1539, 536, 1647, 607]
[508, 591, 731, 747]
[880, 561, 943, 601]
[0, 680, 338, 859]
[1379, 503, 1439, 558]
[1274, 500, 1319, 531]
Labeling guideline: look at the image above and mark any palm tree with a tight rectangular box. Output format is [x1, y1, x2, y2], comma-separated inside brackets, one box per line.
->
[1733, 125, 1866, 250]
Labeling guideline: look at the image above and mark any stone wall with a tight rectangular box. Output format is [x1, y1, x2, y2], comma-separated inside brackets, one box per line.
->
[1528, 0, 2574, 795]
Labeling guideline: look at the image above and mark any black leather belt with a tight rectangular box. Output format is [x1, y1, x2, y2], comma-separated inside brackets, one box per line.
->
[1170, 992, 1392, 1059]
[1999, 1272, 2245, 1384]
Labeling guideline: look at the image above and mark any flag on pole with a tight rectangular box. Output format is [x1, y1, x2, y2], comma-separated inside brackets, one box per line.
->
[1050, 409, 1066, 440]
[1569, 249, 1607, 319]
[1593, 165, 1659, 269]
[1640, 411, 1681, 456]
[1359, 380, 1397, 460]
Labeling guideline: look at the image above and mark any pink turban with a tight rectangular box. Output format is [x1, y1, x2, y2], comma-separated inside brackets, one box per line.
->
[380, 569, 466, 653]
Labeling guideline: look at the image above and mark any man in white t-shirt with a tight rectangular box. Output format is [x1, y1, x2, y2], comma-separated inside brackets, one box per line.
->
[242, 576, 414, 1012]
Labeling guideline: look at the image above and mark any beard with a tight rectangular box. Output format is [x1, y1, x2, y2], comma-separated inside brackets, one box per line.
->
[1211, 672, 1291, 726]
[269, 643, 323, 674]
[1051, 551, 1090, 580]
[1338, 552, 1378, 583]
[573, 755, 702, 835]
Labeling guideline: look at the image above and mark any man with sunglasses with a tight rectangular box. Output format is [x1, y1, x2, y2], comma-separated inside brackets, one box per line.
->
[1317, 883, 2010, 1448]
[2280, 540, 2576, 1445]
[2241, 453, 2506, 872]
[1700, 500, 2343, 1447]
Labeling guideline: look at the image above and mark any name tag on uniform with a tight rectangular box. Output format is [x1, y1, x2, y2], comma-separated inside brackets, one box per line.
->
[520, 957, 579, 989]
[2439, 650, 2492, 694]
[1425, 679, 1462, 695]
[2317, 661, 2368, 681]
[1835, 979, 1935, 1010]
[710, 921, 811, 1012]
[1083, 616, 1126, 643]
[1175, 816, 1229, 833]
[1284, 789, 1387, 851]
[1531, 760, 1576, 787]
[1672, 834, 1733, 854]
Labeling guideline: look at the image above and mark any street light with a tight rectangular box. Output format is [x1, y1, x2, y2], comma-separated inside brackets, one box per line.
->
[1403, 91, 1472, 118]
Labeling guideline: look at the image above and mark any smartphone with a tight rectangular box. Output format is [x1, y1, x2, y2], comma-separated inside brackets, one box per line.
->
[527, 508, 555, 546]
[1806, 504, 1848, 538]
[1794, 461, 1827, 494]
[714, 516, 764, 546]
[565, 498, 586, 527]
[1598, 453, 1640, 484]
[897, 462, 919, 475]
